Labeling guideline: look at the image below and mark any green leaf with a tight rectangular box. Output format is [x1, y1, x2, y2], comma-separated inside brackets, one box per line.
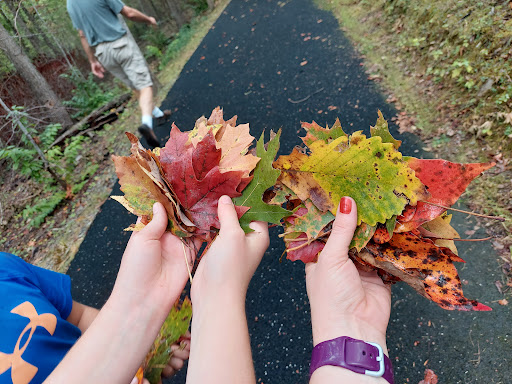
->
[370, 110, 401, 150]
[289, 199, 335, 240]
[275, 131, 429, 227]
[144, 298, 192, 384]
[234, 130, 291, 232]
[350, 223, 377, 251]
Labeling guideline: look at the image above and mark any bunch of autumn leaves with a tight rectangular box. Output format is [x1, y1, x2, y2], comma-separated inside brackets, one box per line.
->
[113, 108, 494, 312]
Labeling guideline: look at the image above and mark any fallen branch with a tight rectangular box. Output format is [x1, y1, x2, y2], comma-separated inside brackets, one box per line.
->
[50, 92, 131, 148]
[288, 87, 324, 104]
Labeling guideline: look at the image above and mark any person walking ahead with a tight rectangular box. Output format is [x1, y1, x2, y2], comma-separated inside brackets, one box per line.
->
[67, 0, 164, 148]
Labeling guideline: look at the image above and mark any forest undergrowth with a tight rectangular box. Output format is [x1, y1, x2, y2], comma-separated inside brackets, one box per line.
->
[317, 0, 512, 278]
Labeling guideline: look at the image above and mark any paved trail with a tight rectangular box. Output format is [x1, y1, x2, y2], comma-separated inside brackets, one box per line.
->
[69, 0, 511, 383]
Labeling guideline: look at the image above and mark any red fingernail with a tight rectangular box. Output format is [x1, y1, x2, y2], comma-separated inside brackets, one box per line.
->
[339, 197, 352, 214]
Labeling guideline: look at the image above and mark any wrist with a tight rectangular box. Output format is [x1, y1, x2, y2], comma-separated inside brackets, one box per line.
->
[311, 315, 387, 354]
[192, 288, 246, 317]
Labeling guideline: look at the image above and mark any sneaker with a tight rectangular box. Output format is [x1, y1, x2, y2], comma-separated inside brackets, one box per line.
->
[138, 124, 160, 148]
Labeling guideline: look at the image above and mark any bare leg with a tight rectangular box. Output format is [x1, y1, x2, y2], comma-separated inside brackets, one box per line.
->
[138, 86, 154, 117]
[137, 86, 160, 147]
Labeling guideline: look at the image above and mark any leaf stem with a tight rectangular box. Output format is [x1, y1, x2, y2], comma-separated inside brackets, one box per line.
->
[422, 201, 505, 222]
[181, 241, 193, 284]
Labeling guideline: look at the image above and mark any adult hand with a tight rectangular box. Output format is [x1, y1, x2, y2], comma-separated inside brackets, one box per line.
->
[305, 197, 391, 349]
[148, 17, 157, 26]
[111, 203, 197, 318]
[190, 195, 269, 309]
[90, 60, 105, 78]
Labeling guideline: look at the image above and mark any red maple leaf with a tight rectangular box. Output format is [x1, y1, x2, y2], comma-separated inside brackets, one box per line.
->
[396, 159, 495, 232]
[159, 125, 248, 238]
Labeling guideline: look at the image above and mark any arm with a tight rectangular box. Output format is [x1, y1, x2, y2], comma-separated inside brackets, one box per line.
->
[306, 197, 391, 383]
[78, 30, 105, 78]
[66, 301, 99, 333]
[187, 195, 269, 384]
[120, 6, 156, 25]
[44, 203, 196, 384]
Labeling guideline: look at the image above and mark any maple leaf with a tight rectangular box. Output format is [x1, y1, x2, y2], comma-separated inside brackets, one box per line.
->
[301, 119, 348, 147]
[364, 233, 491, 311]
[144, 298, 192, 384]
[112, 133, 191, 236]
[233, 130, 291, 232]
[395, 159, 495, 232]
[274, 130, 429, 226]
[159, 125, 249, 238]
[370, 110, 402, 150]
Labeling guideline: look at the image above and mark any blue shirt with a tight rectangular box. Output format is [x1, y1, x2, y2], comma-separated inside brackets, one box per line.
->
[67, 0, 126, 46]
[0, 253, 81, 384]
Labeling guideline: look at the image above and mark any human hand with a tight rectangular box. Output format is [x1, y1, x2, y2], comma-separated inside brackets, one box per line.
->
[111, 203, 197, 319]
[148, 17, 157, 26]
[160, 331, 191, 380]
[305, 197, 391, 349]
[90, 60, 105, 78]
[190, 195, 269, 310]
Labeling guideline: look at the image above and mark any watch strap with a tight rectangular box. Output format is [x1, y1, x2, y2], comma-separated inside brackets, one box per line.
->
[310, 336, 394, 384]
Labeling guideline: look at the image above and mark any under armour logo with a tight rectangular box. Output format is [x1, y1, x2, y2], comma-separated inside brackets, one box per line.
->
[0, 302, 57, 384]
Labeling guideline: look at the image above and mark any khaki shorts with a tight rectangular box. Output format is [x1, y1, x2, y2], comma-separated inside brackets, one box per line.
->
[95, 34, 153, 90]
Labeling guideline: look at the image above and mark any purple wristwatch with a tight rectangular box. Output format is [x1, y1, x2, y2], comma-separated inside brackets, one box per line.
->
[310, 336, 394, 383]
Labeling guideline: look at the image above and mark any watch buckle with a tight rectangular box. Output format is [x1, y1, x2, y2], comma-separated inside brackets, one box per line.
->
[364, 342, 385, 377]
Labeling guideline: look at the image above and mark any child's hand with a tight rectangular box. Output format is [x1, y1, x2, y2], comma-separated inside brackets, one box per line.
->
[111, 203, 197, 317]
[191, 195, 269, 309]
[161, 331, 191, 380]
[305, 197, 391, 349]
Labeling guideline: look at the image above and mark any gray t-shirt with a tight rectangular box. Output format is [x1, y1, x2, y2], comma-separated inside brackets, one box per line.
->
[67, 0, 126, 46]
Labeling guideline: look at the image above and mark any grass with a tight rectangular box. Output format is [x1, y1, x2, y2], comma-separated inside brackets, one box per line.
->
[316, 0, 511, 261]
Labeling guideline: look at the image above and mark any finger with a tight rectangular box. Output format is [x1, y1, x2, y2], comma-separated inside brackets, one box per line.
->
[140, 202, 167, 240]
[168, 356, 185, 371]
[319, 197, 358, 266]
[130, 378, 138, 384]
[246, 221, 270, 255]
[217, 195, 242, 233]
[161, 365, 176, 378]
[248, 220, 268, 234]
[170, 346, 190, 360]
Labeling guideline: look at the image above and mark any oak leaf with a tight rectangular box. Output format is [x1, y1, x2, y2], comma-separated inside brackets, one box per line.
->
[234, 131, 291, 231]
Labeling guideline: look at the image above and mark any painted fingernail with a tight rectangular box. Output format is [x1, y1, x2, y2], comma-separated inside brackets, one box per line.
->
[219, 195, 233, 205]
[339, 197, 352, 214]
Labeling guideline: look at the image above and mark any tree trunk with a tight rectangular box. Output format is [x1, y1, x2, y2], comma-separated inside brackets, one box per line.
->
[165, 0, 185, 27]
[0, 23, 73, 127]
[19, 1, 60, 56]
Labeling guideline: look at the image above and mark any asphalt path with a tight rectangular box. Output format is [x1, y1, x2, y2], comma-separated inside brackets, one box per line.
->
[68, 0, 511, 383]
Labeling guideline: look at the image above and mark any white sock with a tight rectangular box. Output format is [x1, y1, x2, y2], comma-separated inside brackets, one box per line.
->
[142, 115, 153, 129]
[152, 107, 164, 118]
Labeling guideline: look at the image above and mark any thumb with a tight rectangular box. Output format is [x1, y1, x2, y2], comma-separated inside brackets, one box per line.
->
[217, 195, 242, 233]
[140, 202, 168, 240]
[319, 197, 358, 266]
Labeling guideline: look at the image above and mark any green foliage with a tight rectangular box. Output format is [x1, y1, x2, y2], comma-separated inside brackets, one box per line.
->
[22, 189, 67, 228]
[345, 0, 512, 141]
[186, 0, 209, 15]
[160, 24, 194, 69]
[61, 69, 120, 119]
[1, 106, 93, 227]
